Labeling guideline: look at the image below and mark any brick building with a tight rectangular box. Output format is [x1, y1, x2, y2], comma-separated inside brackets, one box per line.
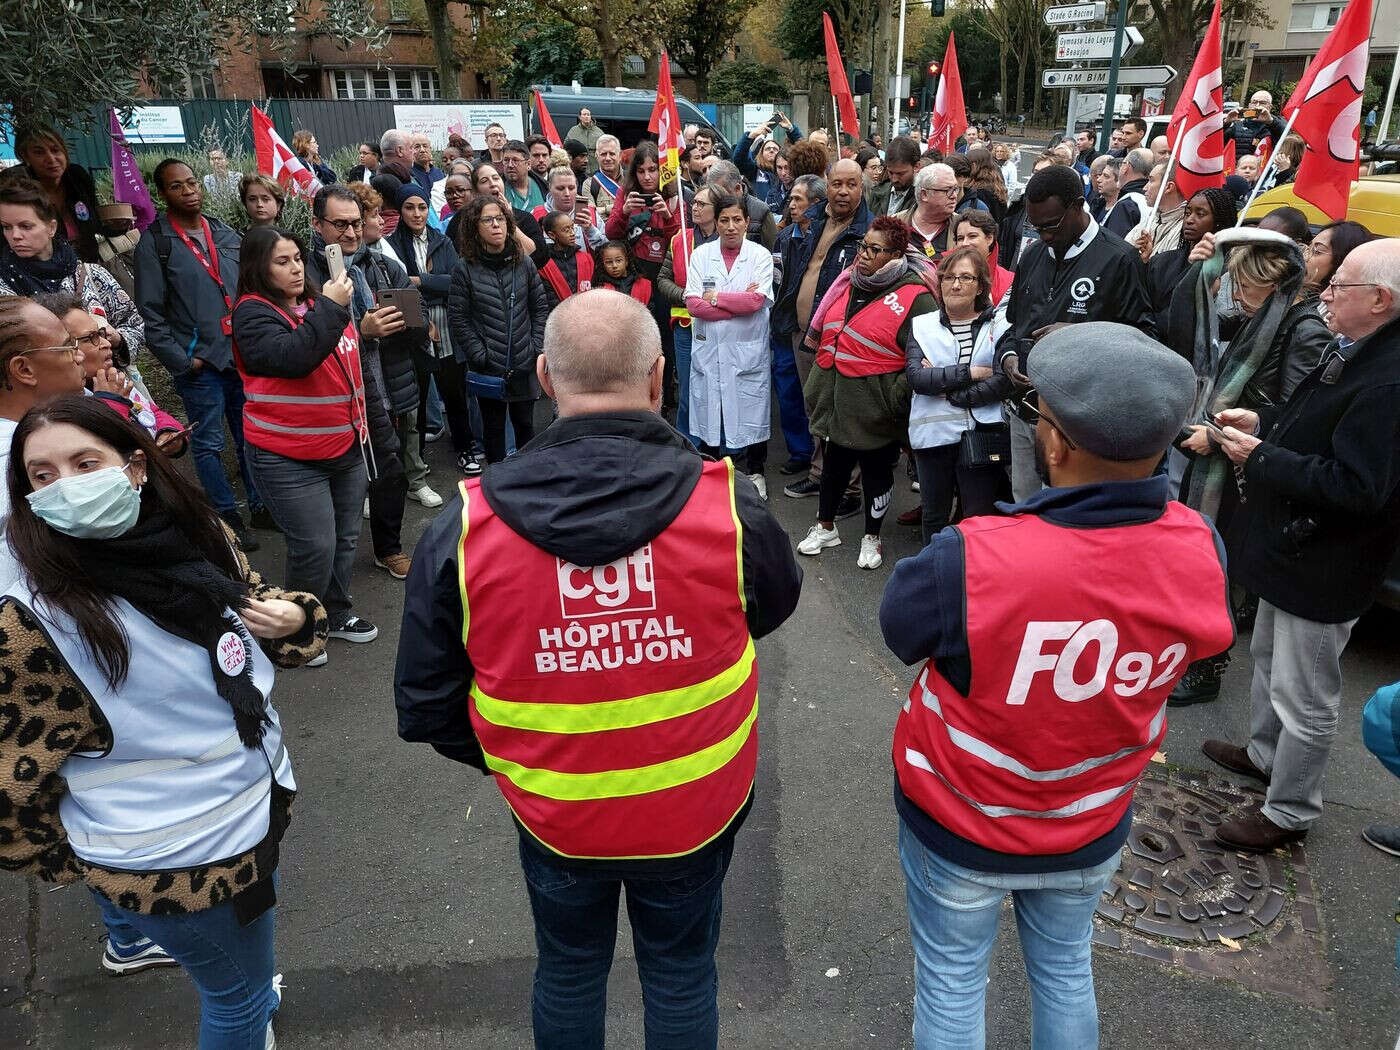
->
[165, 0, 493, 101]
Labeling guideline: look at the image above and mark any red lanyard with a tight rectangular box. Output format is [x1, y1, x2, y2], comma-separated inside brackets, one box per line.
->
[172, 218, 232, 314]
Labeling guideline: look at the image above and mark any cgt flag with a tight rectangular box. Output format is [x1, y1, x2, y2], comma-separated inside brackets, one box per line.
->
[1284, 0, 1371, 219]
[533, 90, 563, 150]
[1166, 0, 1225, 199]
[929, 31, 968, 155]
[252, 105, 321, 200]
[822, 12, 860, 143]
[649, 51, 685, 192]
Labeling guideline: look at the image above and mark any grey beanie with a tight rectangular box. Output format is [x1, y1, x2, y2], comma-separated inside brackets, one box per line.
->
[1027, 322, 1197, 461]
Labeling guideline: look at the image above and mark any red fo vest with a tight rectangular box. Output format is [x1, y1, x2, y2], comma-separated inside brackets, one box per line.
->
[599, 276, 653, 305]
[458, 458, 758, 860]
[540, 251, 595, 302]
[232, 295, 368, 460]
[668, 229, 697, 328]
[816, 283, 923, 377]
[894, 505, 1234, 856]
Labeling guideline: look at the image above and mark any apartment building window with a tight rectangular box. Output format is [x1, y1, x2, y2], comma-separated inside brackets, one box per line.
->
[331, 68, 440, 100]
[1289, 1, 1347, 30]
[387, 0, 412, 19]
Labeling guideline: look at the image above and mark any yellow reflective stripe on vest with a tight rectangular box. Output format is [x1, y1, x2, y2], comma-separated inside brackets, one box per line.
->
[482, 697, 758, 801]
[724, 458, 747, 612]
[456, 481, 472, 647]
[472, 639, 755, 734]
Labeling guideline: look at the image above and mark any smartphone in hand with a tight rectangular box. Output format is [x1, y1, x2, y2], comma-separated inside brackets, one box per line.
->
[325, 243, 346, 281]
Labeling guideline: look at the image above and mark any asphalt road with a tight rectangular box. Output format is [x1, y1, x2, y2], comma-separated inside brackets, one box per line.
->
[4, 418, 1400, 1049]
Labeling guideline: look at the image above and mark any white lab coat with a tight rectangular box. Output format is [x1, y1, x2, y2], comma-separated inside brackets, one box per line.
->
[684, 238, 774, 448]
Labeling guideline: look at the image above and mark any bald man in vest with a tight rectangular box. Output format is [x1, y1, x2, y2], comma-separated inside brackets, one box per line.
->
[881, 323, 1235, 1048]
[395, 288, 802, 1050]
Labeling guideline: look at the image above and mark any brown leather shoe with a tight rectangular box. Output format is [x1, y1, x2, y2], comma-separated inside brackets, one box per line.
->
[375, 553, 412, 580]
[1215, 806, 1307, 853]
[897, 507, 922, 526]
[1202, 740, 1270, 784]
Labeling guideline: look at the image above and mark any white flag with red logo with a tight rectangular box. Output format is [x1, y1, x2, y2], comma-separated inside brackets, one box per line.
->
[1283, 0, 1371, 219]
[253, 105, 322, 200]
[1165, 0, 1224, 199]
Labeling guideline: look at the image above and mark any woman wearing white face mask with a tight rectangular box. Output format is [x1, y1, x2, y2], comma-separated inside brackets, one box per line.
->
[0, 395, 327, 1050]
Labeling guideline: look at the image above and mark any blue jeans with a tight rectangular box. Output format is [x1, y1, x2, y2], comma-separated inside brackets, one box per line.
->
[898, 821, 1120, 1050]
[519, 836, 734, 1050]
[172, 365, 261, 517]
[674, 322, 697, 443]
[770, 332, 813, 462]
[93, 888, 277, 1050]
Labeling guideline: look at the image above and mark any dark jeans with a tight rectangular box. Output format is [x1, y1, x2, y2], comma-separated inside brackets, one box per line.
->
[770, 332, 813, 463]
[172, 365, 261, 517]
[417, 355, 479, 456]
[913, 442, 1008, 545]
[479, 398, 537, 463]
[248, 444, 366, 630]
[820, 440, 900, 535]
[519, 837, 734, 1050]
[699, 441, 767, 475]
[648, 295, 677, 418]
[367, 432, 408, 559]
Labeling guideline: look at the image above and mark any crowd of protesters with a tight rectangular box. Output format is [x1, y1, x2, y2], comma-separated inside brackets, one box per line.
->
[0, 109, 1397, 1050]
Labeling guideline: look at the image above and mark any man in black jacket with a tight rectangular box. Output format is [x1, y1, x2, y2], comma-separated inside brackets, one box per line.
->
[396, 289, 801, 1048]
[1225, 90, 1288, 157]
[997, 165, 1154, 500]
[1205, 238, 1400, 852]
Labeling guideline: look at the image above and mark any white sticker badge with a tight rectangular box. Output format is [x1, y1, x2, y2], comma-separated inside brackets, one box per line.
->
[217, 631, 248, 677]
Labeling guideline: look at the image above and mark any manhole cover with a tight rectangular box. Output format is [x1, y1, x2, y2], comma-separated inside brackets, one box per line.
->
[1091, 765, 1329, 1005]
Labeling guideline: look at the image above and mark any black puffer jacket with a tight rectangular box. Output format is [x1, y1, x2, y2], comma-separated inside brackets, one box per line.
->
[447, 250, 548, 401]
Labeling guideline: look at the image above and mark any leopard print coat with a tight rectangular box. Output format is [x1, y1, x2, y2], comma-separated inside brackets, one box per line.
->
[0, 542, 326, 914]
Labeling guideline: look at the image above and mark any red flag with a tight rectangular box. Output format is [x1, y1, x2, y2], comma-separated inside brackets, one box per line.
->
[1283, 0, 1371, 219]
[1165, 0, 1224, 199]
[648, 52, 690, 266]
[533, 90, 563, 150]
[1254, 133, 1273, 169]
[822, 13, 860, 143]
[1222, 137, 1236, 176]
[929, 32, 968, 155]
[252, 105, 321, 200]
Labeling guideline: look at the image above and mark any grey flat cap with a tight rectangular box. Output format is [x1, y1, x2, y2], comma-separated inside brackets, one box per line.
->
[1027, 323, 1196, 461]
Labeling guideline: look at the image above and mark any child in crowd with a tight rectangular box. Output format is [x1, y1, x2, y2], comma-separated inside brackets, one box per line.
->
[539, 212, 595, 308]
[593, 240, 652, 304]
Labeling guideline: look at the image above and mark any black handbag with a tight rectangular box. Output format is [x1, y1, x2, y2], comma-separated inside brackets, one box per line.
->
[957, 423, 1011, 469]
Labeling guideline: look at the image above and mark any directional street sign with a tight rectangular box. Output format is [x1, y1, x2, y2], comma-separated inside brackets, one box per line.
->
[1055, 26, 1144, 62]
[1044, 2, 1107, 25]
[1042, 65, 1179, 89]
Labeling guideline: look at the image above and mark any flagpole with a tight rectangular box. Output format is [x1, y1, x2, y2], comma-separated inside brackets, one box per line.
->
[1235, 106, 1300, 225]
[892, 0, 908, 144]
[1140, 126, 1186, 235]
[1379, 24, 1400, 141]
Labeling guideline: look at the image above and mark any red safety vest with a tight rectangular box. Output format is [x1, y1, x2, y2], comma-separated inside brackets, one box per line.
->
[598, 276, 653, 305]
[232, 295, 368, 461]
[458, 458, 757, 860]
[816, 283, 924, 376]
[894, 505, 1235, 856]
[668, 228, 696, 328]
[540, 251, 595, 302]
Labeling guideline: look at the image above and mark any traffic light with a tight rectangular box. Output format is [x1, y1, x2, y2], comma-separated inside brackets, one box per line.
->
[927, 60, 940, 77]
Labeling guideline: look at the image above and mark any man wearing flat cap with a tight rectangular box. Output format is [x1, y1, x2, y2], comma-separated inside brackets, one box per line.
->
[879, 323, 1236, 1047]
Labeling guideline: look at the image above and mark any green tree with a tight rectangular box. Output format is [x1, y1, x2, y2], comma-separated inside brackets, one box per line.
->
[0, 0, 385, 132]
[1142, 0, 1272, 109]
[664, 0, 760, 98]
[707, 61, 791, 104]
[502, 19, 605, 95]
[528, 0, 688, 85]
[920, 9, 1001, 112]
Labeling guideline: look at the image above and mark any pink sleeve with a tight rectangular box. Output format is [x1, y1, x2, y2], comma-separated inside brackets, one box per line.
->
[685, 295, 733, 320]
[715, 291, 766, 316]
[151, 402, 184, 434]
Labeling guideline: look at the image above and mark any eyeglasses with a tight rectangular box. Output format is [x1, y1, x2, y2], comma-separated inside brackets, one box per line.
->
[321, 218, 364, 233]
[73, 330, 108, 348]
[16, 341, 81, 362]
[857, 241, 895, 256]
[1029, 210, 1073, 235]
[1010, 389, 1077, 450]
[926, 185, 958, 198]
[1325, 279, 1376, 291]
[479, 215, 507, 226]
[940, 273, 979, 285]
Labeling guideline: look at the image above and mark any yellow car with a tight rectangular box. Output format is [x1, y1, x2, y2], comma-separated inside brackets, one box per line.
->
[1242, 173, 1400, 235]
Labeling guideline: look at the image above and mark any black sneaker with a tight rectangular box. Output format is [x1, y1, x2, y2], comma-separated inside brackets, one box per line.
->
[329, 616, 378, 643]
[1361, 824, 1400, 857]
[783, 477, 821, 498]
[457, 452, 483, 477]
[778, 458, 811, 476]
[1167, 665, 1222, 707]
[835, 495, 861, 520]
[249, 506, 281, 532]
[221, 512, 260, 553]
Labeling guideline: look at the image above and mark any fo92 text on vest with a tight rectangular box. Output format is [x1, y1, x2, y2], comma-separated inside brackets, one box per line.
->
[1006, 619, 1187, 706]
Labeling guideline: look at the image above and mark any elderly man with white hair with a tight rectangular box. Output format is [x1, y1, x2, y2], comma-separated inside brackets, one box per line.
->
[396, 287, 801, 1050]
[897, 163, 961, 259]
[1204, 238, 1400, 853]
[581, 133, 624, 219]
[1104, 146, 1153, 238]
[378, 128, 415, 184]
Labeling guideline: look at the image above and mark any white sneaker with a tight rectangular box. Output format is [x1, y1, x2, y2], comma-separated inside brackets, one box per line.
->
[797, 523, 841, 556]
[362, 497, 370, 520]
[857, 534, 883, 569]
[409, 485, 443, 508]
[306, 651, 328, 668]
[747, 473, 767, 501]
